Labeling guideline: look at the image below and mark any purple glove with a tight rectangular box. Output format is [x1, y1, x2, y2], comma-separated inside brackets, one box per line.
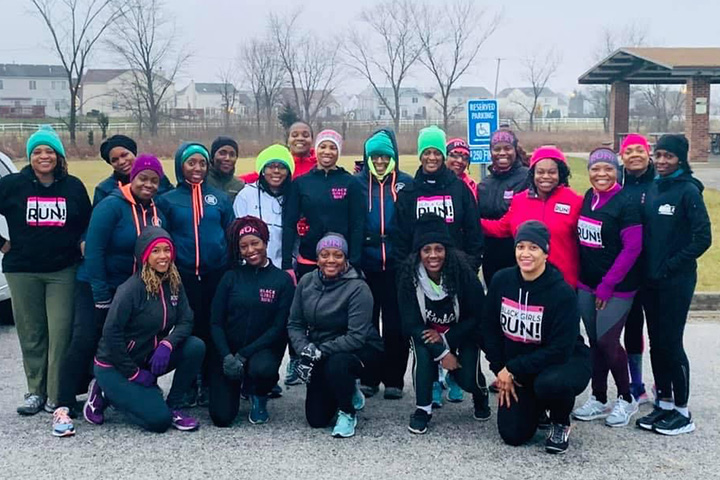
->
[149, 342, 172, 376]
[131, 369, 156, 387]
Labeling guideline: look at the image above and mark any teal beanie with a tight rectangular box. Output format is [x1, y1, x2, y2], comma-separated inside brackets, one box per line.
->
[417, 126, 446, 159]
[26, 125, 66, 160]
[365, 131, 395, 159]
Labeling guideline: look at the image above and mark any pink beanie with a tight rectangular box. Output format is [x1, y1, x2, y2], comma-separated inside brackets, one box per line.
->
[620, 134, 650, 154]
[530, 146, 566, 168]
[315, 129, 343, 156]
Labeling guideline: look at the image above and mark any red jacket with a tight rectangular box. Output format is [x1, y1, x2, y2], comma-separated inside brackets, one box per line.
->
[240, 149, 317, 184]
[459, 172, 478, 203]
[481, 185, 582, 287]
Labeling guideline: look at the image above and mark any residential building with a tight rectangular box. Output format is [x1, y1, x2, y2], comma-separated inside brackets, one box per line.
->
[81, 68, 176, 118]
[354, 87, 431, 121]
[428, 86, 493, 121]
[173, 81, 251, 119]
[0, 64, 70, 118]
[497, 87, 568, 120]
[275, 87, 343, 121]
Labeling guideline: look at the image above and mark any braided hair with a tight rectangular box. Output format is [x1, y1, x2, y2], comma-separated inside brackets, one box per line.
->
[226, 216, 270, 266]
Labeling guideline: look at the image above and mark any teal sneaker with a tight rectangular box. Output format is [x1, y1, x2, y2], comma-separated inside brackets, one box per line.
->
[432, 382, 443, 408]
[352, 380, 366, 411]
[332, 410, 357, 438]
[52, 407, 75, 437]
[445, 374, 464, 403]
[284, 358, 302, 386]
[248, 395, 269, 424]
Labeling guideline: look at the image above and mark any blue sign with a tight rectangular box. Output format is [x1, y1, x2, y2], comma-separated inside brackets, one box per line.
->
[470, 146, 491, 163]
[467, 99, 498, 164]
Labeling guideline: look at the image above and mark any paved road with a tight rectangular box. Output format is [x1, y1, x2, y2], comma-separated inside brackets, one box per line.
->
[1, 319, 718, 479]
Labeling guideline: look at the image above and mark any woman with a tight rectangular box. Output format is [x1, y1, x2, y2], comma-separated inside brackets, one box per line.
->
[157, 142, 234, 406]
[287, 233, 383, 438]
[207, 136, 245, 201]
[571, 147, 642, 428]
[445, 138, 476, 202]
[93, 227, 204, 433]
[482, 221, 591, 454]
[398, 214, 490, 435]
[482, 146, 582, 287]
[477, 129, 529, 286]
[233, 144, 294, 267]
[0, 126, 91, 421]
[635, 134, 711, 436]
[394, 126, 483, 269]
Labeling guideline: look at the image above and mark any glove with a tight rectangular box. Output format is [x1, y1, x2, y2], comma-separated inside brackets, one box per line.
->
[296, 217, 309, 237]
[223, 353, 245, 380]
[300, 343, 322, 362]
[94, 300, 112, 325]
[149, 342, 172, 376]
[131, 369, 156, 387]
[296, 343, 322, 384]
[95, 299, 112, 310]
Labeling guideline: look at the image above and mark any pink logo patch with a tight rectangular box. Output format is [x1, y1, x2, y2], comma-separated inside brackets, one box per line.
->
[260, 289, 276, 303]
[170, 295, 179, 307]
[331, 188, 347, 200]
[26, 197, 67, 227]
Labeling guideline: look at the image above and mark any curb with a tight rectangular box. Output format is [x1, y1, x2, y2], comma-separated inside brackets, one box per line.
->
[691, 292, 720, 311]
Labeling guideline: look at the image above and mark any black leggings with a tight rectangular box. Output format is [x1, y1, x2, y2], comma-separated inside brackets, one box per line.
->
[209, 348, 283, 427]
[497, 343, 591, 447]
[644, 271, 696, 407]
[624, 291, 646, 356]
[305, 348, 382, 428]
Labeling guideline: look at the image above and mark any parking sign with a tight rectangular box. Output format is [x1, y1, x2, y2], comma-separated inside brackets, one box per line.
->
[467, 99, 498, 164]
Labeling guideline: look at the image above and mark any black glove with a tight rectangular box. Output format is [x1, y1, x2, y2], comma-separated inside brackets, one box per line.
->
[296, 343, 322, 384]
[94, 299, 112, 325]
[223, 353, 245, 380]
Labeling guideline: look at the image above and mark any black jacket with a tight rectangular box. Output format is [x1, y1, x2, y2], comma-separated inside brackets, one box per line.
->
[620, 164, 655, 204]
[93, 171, 174, 207]
[642, 172, 712, 282]
[0, 165, 91, 273]
[210, 261, 294, 359]
[482, 264, 582, 378]
[477, 161, 529, 220]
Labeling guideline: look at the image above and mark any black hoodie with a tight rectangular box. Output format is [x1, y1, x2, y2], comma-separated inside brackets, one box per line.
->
[0, 165, 91, 273]
[482, 264, 581, 378]
[477, 161, 529, 220]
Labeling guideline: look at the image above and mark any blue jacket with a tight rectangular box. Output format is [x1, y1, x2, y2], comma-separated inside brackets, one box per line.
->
[354, 128, 413, 272]
[93, 171, 174, 207]
[156, 142, 233, 276]
[84, 185, 166, 303]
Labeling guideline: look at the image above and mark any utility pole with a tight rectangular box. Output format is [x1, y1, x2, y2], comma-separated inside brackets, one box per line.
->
[494, 58, 503, 99]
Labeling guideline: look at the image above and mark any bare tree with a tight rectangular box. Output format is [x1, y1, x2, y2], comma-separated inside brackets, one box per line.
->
[513, 48, 561, 132]
[239, 39, 285, 138]
[107, 0, 189, 136]
[637, 85, 685, 132]
[217, 64, 240, 131]
[344, 0, 423, 132]
[415, 0, 501, 130]
[31, 0, 123, 145]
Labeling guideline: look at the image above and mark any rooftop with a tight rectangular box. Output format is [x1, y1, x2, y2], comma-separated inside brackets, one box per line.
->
[0, 64, 66, 78]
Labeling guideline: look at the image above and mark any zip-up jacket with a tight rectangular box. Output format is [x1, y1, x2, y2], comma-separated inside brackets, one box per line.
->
[642, 171, 711, 282]
[620, 164, 655, 205]
[206, 167, 245, 202]
[482, 185, 582, 287]
[233, 181, 286, 268]
[211, 261, 294, 359]
[240, 149, 317, 184]
[281, 166, 365, 269]
[477, 162, 529, 220]
[0, 165, 91, 273]
[287, 267, 383, 356]
[93, 171, 173, 207]
[94, 228, 194, 379]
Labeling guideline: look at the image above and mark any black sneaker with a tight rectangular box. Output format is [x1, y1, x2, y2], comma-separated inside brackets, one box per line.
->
[538, 410, 551, 430]
[472, 393, 491, 421]
[360, 385, 379, 398]
[268, 383, 283, 399]
[652, 410, 696, 436]
[635, 407, 672, 431]
[545, 423, 571, 454]
[408, 409, 432, 435]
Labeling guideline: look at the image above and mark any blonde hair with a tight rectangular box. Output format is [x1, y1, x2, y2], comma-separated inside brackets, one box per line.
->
[141, 262, 182, 298]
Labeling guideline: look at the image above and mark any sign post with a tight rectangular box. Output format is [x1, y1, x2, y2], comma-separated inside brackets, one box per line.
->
[467, 99, 498, 181]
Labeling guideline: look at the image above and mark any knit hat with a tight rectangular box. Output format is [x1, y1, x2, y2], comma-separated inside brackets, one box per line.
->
[655, 134, 689, 166]
[529, 145, 566, 168]
[130, 153, 164, 181]
[316, 232, 348, 256]
[315, 129, 343, 156]
[446, 138, 470, 157]
[26, 125, 65, 160]
[418, 126, 447, 159]
[210, 136, 238, 163]
[365, 131, 395, 159]
[137, 227, 176, 265]
[235, 216, 270, 244]
[412, 213, 454, 253]
[620, 134, 650, 154]
[514, 220, 550, 254]
[180, 144, 210, 164]
[256, 144, 295, 175]
[490, 130, 518, 148]
[100, 135, 137, 163]
[587, 147, 619, 170]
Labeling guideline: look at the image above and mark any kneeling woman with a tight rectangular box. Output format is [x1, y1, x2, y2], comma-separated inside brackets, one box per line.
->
[482, 221, 590, 454]
[288, 233, 383, 438]
[398, 214, 489, 435]
[209, 217, 295, 427]
[93, 227, 205, 433]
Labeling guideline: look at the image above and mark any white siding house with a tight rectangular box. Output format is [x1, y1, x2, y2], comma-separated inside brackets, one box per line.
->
[0, 64, 70, 118]
[354, 87, 431, 121]
[81, 69, 176, 118]
[497, 87, 568, 120]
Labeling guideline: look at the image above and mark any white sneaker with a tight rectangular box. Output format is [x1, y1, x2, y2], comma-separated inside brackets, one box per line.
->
[605, 397, 639, 427]
[572, 395, 611, 421]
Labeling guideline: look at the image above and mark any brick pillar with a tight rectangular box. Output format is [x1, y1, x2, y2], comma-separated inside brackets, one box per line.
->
[685, 77, 710, 162]
[609, 81, 630, 151]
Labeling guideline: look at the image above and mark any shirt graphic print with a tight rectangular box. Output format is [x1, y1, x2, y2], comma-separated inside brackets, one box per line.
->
[500, 296, 544, 344]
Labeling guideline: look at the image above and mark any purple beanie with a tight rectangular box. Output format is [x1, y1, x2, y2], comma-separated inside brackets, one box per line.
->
[130, 153, 164, 181]
[316, 232, 348, 256]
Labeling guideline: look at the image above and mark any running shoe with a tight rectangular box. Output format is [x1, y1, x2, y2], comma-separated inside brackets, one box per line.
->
[171, 410, 199, 431]
[332, 411, 357, 438]
[17, 393, 45, 416]
[352, 380, 366, 411]
[408, 409, 432, 435]
[284, 358, 302, 386]
[630, 383, 650, 404]
[635, 406, 673, 431]
[83, 378, 105, 425]
[445, 375, 464, 403]
[268, 383, 283, 399]
[197, 386, 209, 408]
[44, 400, 58, 414]
[538, 410, 551, 430]
[177, 388, 198, 409]
[384, 387, 403, 400]
[572, 395, 611, 421]
[360, 385, 379, 398]
[545, 423, 572, 454]
[652, 410, 696, 436]
[605, 397, 639, 427]
[472, 392, 491, 421]
[432, 381, 443, 408]
[248, 395, 269, 425]
[52, 407, 75, 438]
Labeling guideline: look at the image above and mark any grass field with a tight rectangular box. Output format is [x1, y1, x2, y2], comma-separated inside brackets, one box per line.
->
[56, 155, 720, 291]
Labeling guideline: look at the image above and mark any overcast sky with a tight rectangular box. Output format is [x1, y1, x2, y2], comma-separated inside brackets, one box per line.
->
[2, 0, 720, 96]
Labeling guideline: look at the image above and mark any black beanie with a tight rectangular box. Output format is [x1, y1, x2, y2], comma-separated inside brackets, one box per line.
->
[514, 220, 550, 254]
[210, 136, 239, 163]
[100, 135, 137, 163]
[412, 213, 454, 252]
[655, 134, 689, 167]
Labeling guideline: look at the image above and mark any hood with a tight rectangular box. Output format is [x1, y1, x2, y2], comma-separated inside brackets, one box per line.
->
[361, 128, 400, 173]
[313, 264, 364, 291]
[516, 262, 566, 295]
[620, 163, 654, 187]
[20, 163, 68, 183]
[413, 163, 456, 188]
[173, 141, 209, 185]
[134, 226, 174, 271]
[658, 171, 705, 193]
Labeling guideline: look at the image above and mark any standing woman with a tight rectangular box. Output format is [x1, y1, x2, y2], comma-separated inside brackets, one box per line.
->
[571, 148, 643, 428]
[481, 146, 582, 287]
[477, 129, 529, 286]
[209, 217, 294, 427]
[397, 214, 490, 435]
[445, 138, 477, 202]
[207, 136, 245, 201]
[635, 135, 711, 436]
[0, 126, 91, 418]
[240, 121, 317, 183]
[288, 233, 383, 438]
[157, 142, 234, 406]
[93, 227, 204, 433]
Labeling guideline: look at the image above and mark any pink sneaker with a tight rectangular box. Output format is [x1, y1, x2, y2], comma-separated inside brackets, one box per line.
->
[83, 379, 105, 425]
[171, 410, 199, 431]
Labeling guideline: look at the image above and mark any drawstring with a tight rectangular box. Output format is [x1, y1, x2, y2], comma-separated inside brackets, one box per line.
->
[368, 173, 373, 212]
[188, 180, 205, 276]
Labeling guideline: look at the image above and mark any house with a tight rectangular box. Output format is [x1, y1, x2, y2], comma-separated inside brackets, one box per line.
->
[428, 86, 493, 121]
[173, 81, 251, 120]
[0, 64, 70, 118]
[353, 86, 432, 121]
[81, 69, 176, 118]
[275, 88, 343, 121]
[497, 87, 568, 120]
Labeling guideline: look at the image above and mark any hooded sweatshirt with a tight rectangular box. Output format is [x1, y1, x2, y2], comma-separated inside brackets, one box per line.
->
[83, 185, 167, 303]
[482, 264, 581, 378]
[354, 128, 414, 272]
[240, 149, 317, 184]
[156, 142, 234, 276]
[393, 164, 483, 267]
[642, 171, 711, 282]
[0, 165, 91, 273]
[94, 227, 194, 379]
[210, 261, 294, 359]
[93, 171, 174, 207]
[287, 267, 384, 356]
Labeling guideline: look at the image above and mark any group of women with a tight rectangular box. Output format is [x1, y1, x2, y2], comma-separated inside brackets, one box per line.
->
[0, 119, 710, 454]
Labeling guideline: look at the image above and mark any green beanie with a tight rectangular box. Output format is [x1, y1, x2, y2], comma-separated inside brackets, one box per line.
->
[256, 144, 295, 176]
[365, 131, 395, 160]
[417, 125, 447, 159]
[181, 144, 209, 164]
[26, 125, 66, 160]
